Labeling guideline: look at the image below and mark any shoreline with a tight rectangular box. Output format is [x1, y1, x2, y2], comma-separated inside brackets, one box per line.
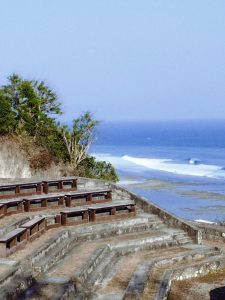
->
[120, 176, 225, 222]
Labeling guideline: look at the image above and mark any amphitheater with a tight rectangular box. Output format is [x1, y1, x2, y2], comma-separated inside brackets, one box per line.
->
[0, 177, 225, 300]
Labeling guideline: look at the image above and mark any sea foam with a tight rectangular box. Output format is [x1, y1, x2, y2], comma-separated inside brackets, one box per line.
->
[92, 152, 225, 179]
[123, 155, 225, 179]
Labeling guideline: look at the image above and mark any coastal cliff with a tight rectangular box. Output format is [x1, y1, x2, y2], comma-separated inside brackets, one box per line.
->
[0, 136, 64, 178]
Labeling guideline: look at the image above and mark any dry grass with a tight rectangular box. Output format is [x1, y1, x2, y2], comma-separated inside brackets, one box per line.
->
[168, 268, 225, 300]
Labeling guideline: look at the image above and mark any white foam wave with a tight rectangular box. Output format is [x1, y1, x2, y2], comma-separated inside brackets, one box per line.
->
[118, 179, 142, 185]
[91, 152, 225, 179]
[195, 219, 216, 224]
[122, 155, 225, 179]
[188, 158, 200, 165]
[91, 152, 146, 172]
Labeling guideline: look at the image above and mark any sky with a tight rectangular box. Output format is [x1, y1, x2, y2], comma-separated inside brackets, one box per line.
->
[0, 1, 225, 122]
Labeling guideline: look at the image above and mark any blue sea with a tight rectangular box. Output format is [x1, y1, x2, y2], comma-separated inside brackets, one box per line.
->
[91, 120, 225, 222]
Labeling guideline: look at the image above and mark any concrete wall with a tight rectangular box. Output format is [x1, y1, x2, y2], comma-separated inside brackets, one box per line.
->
[194, 222, 225, 242]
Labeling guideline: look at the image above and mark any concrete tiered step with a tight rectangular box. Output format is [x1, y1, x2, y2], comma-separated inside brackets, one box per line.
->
[141, 247, 224, 300]
[91, 245, 222, 300]
[0, 177, 216, 300]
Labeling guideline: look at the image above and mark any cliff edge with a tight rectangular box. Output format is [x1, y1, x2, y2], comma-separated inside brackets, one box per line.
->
[0, 136, 65, 178]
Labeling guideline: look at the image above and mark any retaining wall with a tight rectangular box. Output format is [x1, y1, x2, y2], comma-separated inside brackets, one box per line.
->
[194, 222, 225, 242]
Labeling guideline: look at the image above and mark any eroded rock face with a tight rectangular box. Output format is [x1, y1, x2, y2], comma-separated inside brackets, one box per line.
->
[0, 137, 63, 178]
[0, 139, 31, 178]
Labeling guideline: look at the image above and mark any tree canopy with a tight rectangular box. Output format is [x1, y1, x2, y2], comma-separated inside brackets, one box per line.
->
[62, 112, 99, 168]
[1, 74, 61, 135]
[0, 74, 119, 182]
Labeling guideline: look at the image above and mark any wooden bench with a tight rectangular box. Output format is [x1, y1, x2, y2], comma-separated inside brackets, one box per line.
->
[0, 199, 24, 216]
[0, 228, 28, 257]
[43, 177, 77, 194]
[46, 215, 62, 229]
[88, 201, 136, 222]
[65, 189, 112, 207]
[23, 194, 65, 212]
[60, 208, 89, 226]
[21, 217, 46, 242]
[0, 203, 6, 218]
[0, 181, 42, 199]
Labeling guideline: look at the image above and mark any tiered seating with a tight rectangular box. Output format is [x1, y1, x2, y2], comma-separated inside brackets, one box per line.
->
[23, 193, 65, 212]
[1, 178, 223, 299]
[0, 201, 136, 256]
[0, 199, 24, 215]
[43, 178, 77, 193]
[0, 180, 112, 217]
[0, 177, 137, 257]
[46, 215, 62, 229]
[23, 189, 112, 213]
[60, 208, 89, 226]
[0, 228, 27, 257]
[65, 189, 112, 207]
[88, 202, 136, 222]
[0, 181, 42, 199]
[60, 201, 136, 226]
[21, 217, 46, 242]
[0, 178, 77, 199]
[0, 217, 46, 257]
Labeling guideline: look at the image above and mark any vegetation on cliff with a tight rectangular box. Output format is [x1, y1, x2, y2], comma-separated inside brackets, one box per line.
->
[0, 74, 119, 182]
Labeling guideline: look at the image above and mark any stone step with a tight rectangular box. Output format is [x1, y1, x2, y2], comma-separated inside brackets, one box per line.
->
[155, 269, 173, 300]
[74, 235, 183, 299]
[94, 294, 122, 300]
[89, 241, 186, 297]
[175, 236, 192, 246]
[144, 252, 225, 300]
[28, 218, 163, 274]
[73, 246, 114, 299]
[32, 234, 75, 273]
[155, 254, 225, 300]
[137, 211, 164, 222]
[16, 281, 75, 300]
[30, 221, 167, 275]
[110, 233, 180, 252]
[27, 230, 70, 270]
[123, 246, 222, 300]
[70, 216, 163, 236]
[88, 251, 119, 286]
[75, 245, 111, 283]
[96, 256, 124, 291]
[123, 260, 155, 300]
[69, 220, 165, 244]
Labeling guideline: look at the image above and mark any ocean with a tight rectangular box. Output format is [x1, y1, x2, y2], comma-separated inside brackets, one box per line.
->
[91, 120, 225, 222]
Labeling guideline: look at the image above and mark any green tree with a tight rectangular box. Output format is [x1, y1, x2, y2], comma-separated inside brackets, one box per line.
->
[1, 74, 62, 135]
[0, 91, 16, 134]
[61, 112, 99, 169]
[80, 156, 119, 182]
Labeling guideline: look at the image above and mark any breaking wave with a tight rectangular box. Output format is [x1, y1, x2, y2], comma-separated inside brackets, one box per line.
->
[92, 152, 225, 179]
[122, 155, 225, 179]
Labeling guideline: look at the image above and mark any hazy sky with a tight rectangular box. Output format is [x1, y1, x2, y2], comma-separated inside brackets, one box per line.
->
[0, 1, 225, 121]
